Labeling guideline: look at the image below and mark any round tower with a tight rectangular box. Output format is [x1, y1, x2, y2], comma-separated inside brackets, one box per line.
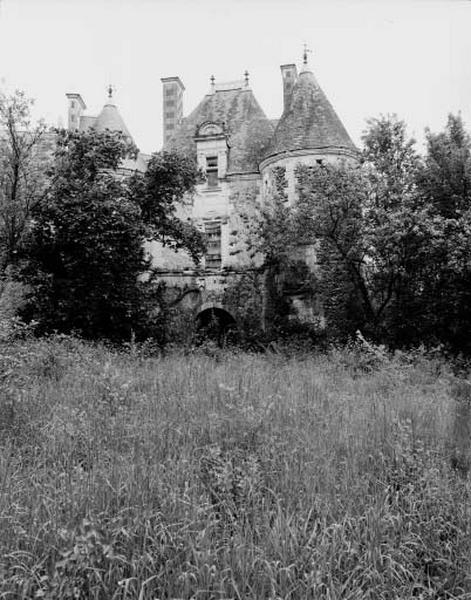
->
[259, 50, 359, 203]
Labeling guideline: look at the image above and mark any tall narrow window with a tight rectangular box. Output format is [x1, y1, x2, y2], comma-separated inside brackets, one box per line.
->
[206, 156, 218, 188]
[204, 221, 222, 270]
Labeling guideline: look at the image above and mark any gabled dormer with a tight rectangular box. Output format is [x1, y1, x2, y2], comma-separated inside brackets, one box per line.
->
[194, 121, 229, 190]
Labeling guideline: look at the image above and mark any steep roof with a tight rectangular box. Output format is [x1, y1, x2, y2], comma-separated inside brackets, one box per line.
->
[168, 87, 274, 174]
[66, 92, 146, 172]
[91, 100, 147, 171]
[94, 101, 151, 171]
[93, 102, 133, 141]
[266, 67, 356, 158]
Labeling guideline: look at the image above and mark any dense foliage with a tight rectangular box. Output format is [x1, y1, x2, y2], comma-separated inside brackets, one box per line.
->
[0, 90, 49, 270]
[417, 115, 471, 351]
[18, 126, 204, 340]
[256, 114, 471, 353]
[128, 149, 205, 263]
[2, 87, 471, 352]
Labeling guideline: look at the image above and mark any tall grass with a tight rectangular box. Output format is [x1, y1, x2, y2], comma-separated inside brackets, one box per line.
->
[0, 337, 470, 599]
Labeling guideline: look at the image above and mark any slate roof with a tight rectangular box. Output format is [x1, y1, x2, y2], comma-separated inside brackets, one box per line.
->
[93, 102, 133, 141]
[168, 87, 274, 174]
[265, 68, 356, 158]
[76, 100, 146, 171]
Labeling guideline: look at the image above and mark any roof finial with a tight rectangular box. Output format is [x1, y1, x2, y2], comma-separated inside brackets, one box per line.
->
[210, 74, 215, 93]
[244, 70, 249, 87]
[303, 43, 311, 67]
[107, 84, 115, 101]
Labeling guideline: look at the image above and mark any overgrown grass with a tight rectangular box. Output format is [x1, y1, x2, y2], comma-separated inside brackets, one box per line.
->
[0, 337, 470, 599]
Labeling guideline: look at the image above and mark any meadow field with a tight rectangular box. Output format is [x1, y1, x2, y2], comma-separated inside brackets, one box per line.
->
[0, 337, 470, 599]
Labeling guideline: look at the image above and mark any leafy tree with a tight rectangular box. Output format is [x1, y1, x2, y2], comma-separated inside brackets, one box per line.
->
[295, 163, 368, 339]
[242, 166, 295, 268]
[262, 116, 432, 344]
[362, 114, 420, 206]
[223, 271, 266, 343]
[244, 114, 471, 351]
[416, 114, 471, 351]
[22, 129, 204, 340]
[129, 150, 205, 263]
[241, 166, 299, 332]
[294, 115, 471, 350]
[360, 115, 434, 344]
[0, 90, 49, 270]
[420, 114, 471, 218]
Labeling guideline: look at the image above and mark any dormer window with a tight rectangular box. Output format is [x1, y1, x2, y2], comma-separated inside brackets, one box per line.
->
[194, 122, 228, 186]
[206, 156, 218, 188]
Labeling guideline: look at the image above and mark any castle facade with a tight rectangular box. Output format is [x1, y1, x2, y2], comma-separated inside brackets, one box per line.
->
[66, 53, 358, 328]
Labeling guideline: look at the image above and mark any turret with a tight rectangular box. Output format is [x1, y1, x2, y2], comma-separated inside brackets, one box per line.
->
[261, 48, 358, 203]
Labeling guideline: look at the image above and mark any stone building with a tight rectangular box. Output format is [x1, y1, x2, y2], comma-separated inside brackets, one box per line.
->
[66, 51, 358, 330]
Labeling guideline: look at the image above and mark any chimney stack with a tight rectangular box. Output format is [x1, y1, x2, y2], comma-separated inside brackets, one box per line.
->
[280, 64, 297, 113]
[65, 93, 86, 130]
[161, 76, 185, 147]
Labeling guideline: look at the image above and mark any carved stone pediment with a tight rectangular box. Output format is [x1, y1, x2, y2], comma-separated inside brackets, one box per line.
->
[195, 121, 225, 138]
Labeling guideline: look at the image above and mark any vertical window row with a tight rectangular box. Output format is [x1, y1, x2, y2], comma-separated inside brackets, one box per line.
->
[204, 221, 222, 269]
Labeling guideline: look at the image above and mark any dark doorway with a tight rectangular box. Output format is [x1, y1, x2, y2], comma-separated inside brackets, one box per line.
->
[196, 307, 237, 346]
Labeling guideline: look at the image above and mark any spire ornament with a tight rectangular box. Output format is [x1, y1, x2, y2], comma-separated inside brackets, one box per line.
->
[210, 74, 215, 93]
[244, 70, 249, 87]
[302, 43, 312, 68]
[107, 84, 115, 100]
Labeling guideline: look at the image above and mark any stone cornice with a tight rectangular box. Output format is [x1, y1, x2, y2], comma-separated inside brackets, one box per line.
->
[259, 146, 360, 171]
[226, 171, 260, 180]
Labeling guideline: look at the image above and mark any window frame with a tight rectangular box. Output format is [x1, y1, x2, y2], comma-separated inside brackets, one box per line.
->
[205, 155, 219, 188]
[204, 220, 222, 270]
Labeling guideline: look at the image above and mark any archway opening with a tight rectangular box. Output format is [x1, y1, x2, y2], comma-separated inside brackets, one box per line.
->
[196, 307, 237, 346]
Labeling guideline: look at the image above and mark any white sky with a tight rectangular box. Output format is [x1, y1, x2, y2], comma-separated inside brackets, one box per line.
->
[1, 0, 470, 154]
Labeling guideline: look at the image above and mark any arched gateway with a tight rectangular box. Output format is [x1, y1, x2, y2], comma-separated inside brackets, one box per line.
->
[196, 304, 237, 344]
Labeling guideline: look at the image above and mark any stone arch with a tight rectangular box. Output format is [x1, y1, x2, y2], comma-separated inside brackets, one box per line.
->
[196, 304, 237, 345]
[196, 304, 236, 329]
[199, 301, 226, 314]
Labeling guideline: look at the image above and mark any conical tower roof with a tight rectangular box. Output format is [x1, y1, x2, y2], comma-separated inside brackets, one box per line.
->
[265, 61, 356, 159]
[93, 101, 133, 141]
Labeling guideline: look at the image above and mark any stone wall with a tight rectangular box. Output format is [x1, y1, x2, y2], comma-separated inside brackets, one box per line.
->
[146, 149, 359, 329]
[146, 173, 263, 277]
[260, 148, 358, 206]
[145, 172, 264, 322]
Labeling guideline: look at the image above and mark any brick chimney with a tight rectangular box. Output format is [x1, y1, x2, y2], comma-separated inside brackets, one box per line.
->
[280, 64, 297, 113]
[161, 76, 185, 147]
